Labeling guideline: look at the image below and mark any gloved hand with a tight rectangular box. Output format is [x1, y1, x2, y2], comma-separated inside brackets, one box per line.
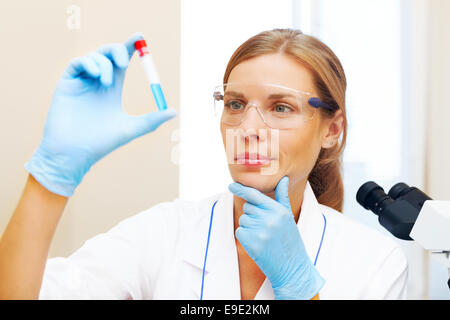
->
[24, 32, 177, 197]
[229, 176, 325, 300]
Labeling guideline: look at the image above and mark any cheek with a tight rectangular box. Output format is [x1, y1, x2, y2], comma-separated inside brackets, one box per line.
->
[221, 124, 235, 163]
[279, 122, 322, 174]
[220, 123, 226, 143]
[220, 123, 228, 151]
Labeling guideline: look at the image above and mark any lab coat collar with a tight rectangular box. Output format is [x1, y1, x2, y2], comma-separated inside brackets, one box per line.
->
[181, 181, 326, 300]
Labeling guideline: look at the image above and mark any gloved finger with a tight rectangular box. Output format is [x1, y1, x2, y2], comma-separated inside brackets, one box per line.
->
[123, 32, 145, 59]
[235, 227, 261, 260]
[228, 183, 272, 209]
[97, 43, 129, 69]
[235, 226, 251, 245]
[275, 176, 292, 209]
[238, 213, 257, 229]
[123, 108, 177, 140]
[87, 52, 114, 87]
[64, 56, 100, 79]
[243, 202, 265, 217]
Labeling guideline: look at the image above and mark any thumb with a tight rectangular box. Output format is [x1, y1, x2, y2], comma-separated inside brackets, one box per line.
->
[125, 108, 177, 140]
[275, 176, 291, 209]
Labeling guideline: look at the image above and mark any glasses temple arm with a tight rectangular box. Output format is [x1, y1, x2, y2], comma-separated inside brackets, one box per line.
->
[308, 97, 338, 112]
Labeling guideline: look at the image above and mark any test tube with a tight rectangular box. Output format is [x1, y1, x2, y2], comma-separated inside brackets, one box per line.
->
[134, 39, 167, 111]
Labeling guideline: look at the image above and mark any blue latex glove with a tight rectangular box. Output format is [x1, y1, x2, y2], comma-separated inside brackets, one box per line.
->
[229, 176, 325, 300]
[24, 32, 177, 197]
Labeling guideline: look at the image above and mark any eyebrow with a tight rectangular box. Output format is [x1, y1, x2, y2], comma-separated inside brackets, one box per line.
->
[224, 91, 297, 99]
[267, 93, 297, 99]
[224, 91, 245, 98]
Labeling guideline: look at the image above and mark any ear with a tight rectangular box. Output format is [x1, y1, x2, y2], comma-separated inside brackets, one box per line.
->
[321, 109, 344, 149]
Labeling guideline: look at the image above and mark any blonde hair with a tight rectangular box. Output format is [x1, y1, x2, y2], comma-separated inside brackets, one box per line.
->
[223, 29, 347, 212]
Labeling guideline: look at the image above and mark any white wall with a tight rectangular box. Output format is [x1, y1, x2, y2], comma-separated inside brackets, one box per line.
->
[426, 0, 450, 299]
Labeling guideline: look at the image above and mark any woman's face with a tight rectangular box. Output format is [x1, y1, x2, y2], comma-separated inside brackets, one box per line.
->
[220, 53, 339, 194]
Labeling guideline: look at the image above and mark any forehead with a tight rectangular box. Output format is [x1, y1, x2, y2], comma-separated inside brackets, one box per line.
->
[227, 53, 316, 94]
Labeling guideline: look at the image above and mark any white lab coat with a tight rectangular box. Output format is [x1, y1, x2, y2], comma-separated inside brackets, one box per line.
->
[39, 181, 408, 300]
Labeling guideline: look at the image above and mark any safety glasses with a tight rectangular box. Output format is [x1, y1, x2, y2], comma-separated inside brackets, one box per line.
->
[213, 83, 336, 129]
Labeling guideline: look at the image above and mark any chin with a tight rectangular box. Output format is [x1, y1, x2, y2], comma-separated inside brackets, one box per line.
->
[230, 169, 281, 194]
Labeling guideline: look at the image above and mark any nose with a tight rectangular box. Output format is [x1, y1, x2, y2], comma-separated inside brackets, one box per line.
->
[239, 104, 268, 143]
[240, 103, 267, 129]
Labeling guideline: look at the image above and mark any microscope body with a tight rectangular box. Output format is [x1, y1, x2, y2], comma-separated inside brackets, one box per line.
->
[357, 182, 450, 290]
[410, 200, 450, 251]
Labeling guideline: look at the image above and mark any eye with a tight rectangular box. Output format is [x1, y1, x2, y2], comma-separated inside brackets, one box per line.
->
[225, 100, 246, 111]
[273, 104, 294, 113]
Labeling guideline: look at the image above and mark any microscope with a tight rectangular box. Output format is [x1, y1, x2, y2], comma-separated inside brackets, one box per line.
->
[356, 181, 450, 290]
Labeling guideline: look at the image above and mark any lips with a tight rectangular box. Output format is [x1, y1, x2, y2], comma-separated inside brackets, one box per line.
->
[235, 152, 273, 166]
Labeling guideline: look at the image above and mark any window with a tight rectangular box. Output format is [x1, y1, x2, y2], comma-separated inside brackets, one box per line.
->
[304, 0, 404, 235]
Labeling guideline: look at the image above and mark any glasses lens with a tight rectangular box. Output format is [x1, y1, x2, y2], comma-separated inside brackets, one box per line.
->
[213, 83, 316, 129]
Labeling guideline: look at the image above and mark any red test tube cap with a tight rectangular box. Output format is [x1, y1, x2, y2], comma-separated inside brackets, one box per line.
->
[134, 39, 149, 56]
[134, 39, 147, 50]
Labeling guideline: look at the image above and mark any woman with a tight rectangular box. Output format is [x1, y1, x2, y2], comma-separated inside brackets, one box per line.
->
[0, 29, 408, 300]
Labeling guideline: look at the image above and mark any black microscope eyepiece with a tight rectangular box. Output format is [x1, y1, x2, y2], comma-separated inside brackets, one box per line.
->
[356, 181, 394, 216]
[356, 181, 431, 241]
[388, 182, 411, 199]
